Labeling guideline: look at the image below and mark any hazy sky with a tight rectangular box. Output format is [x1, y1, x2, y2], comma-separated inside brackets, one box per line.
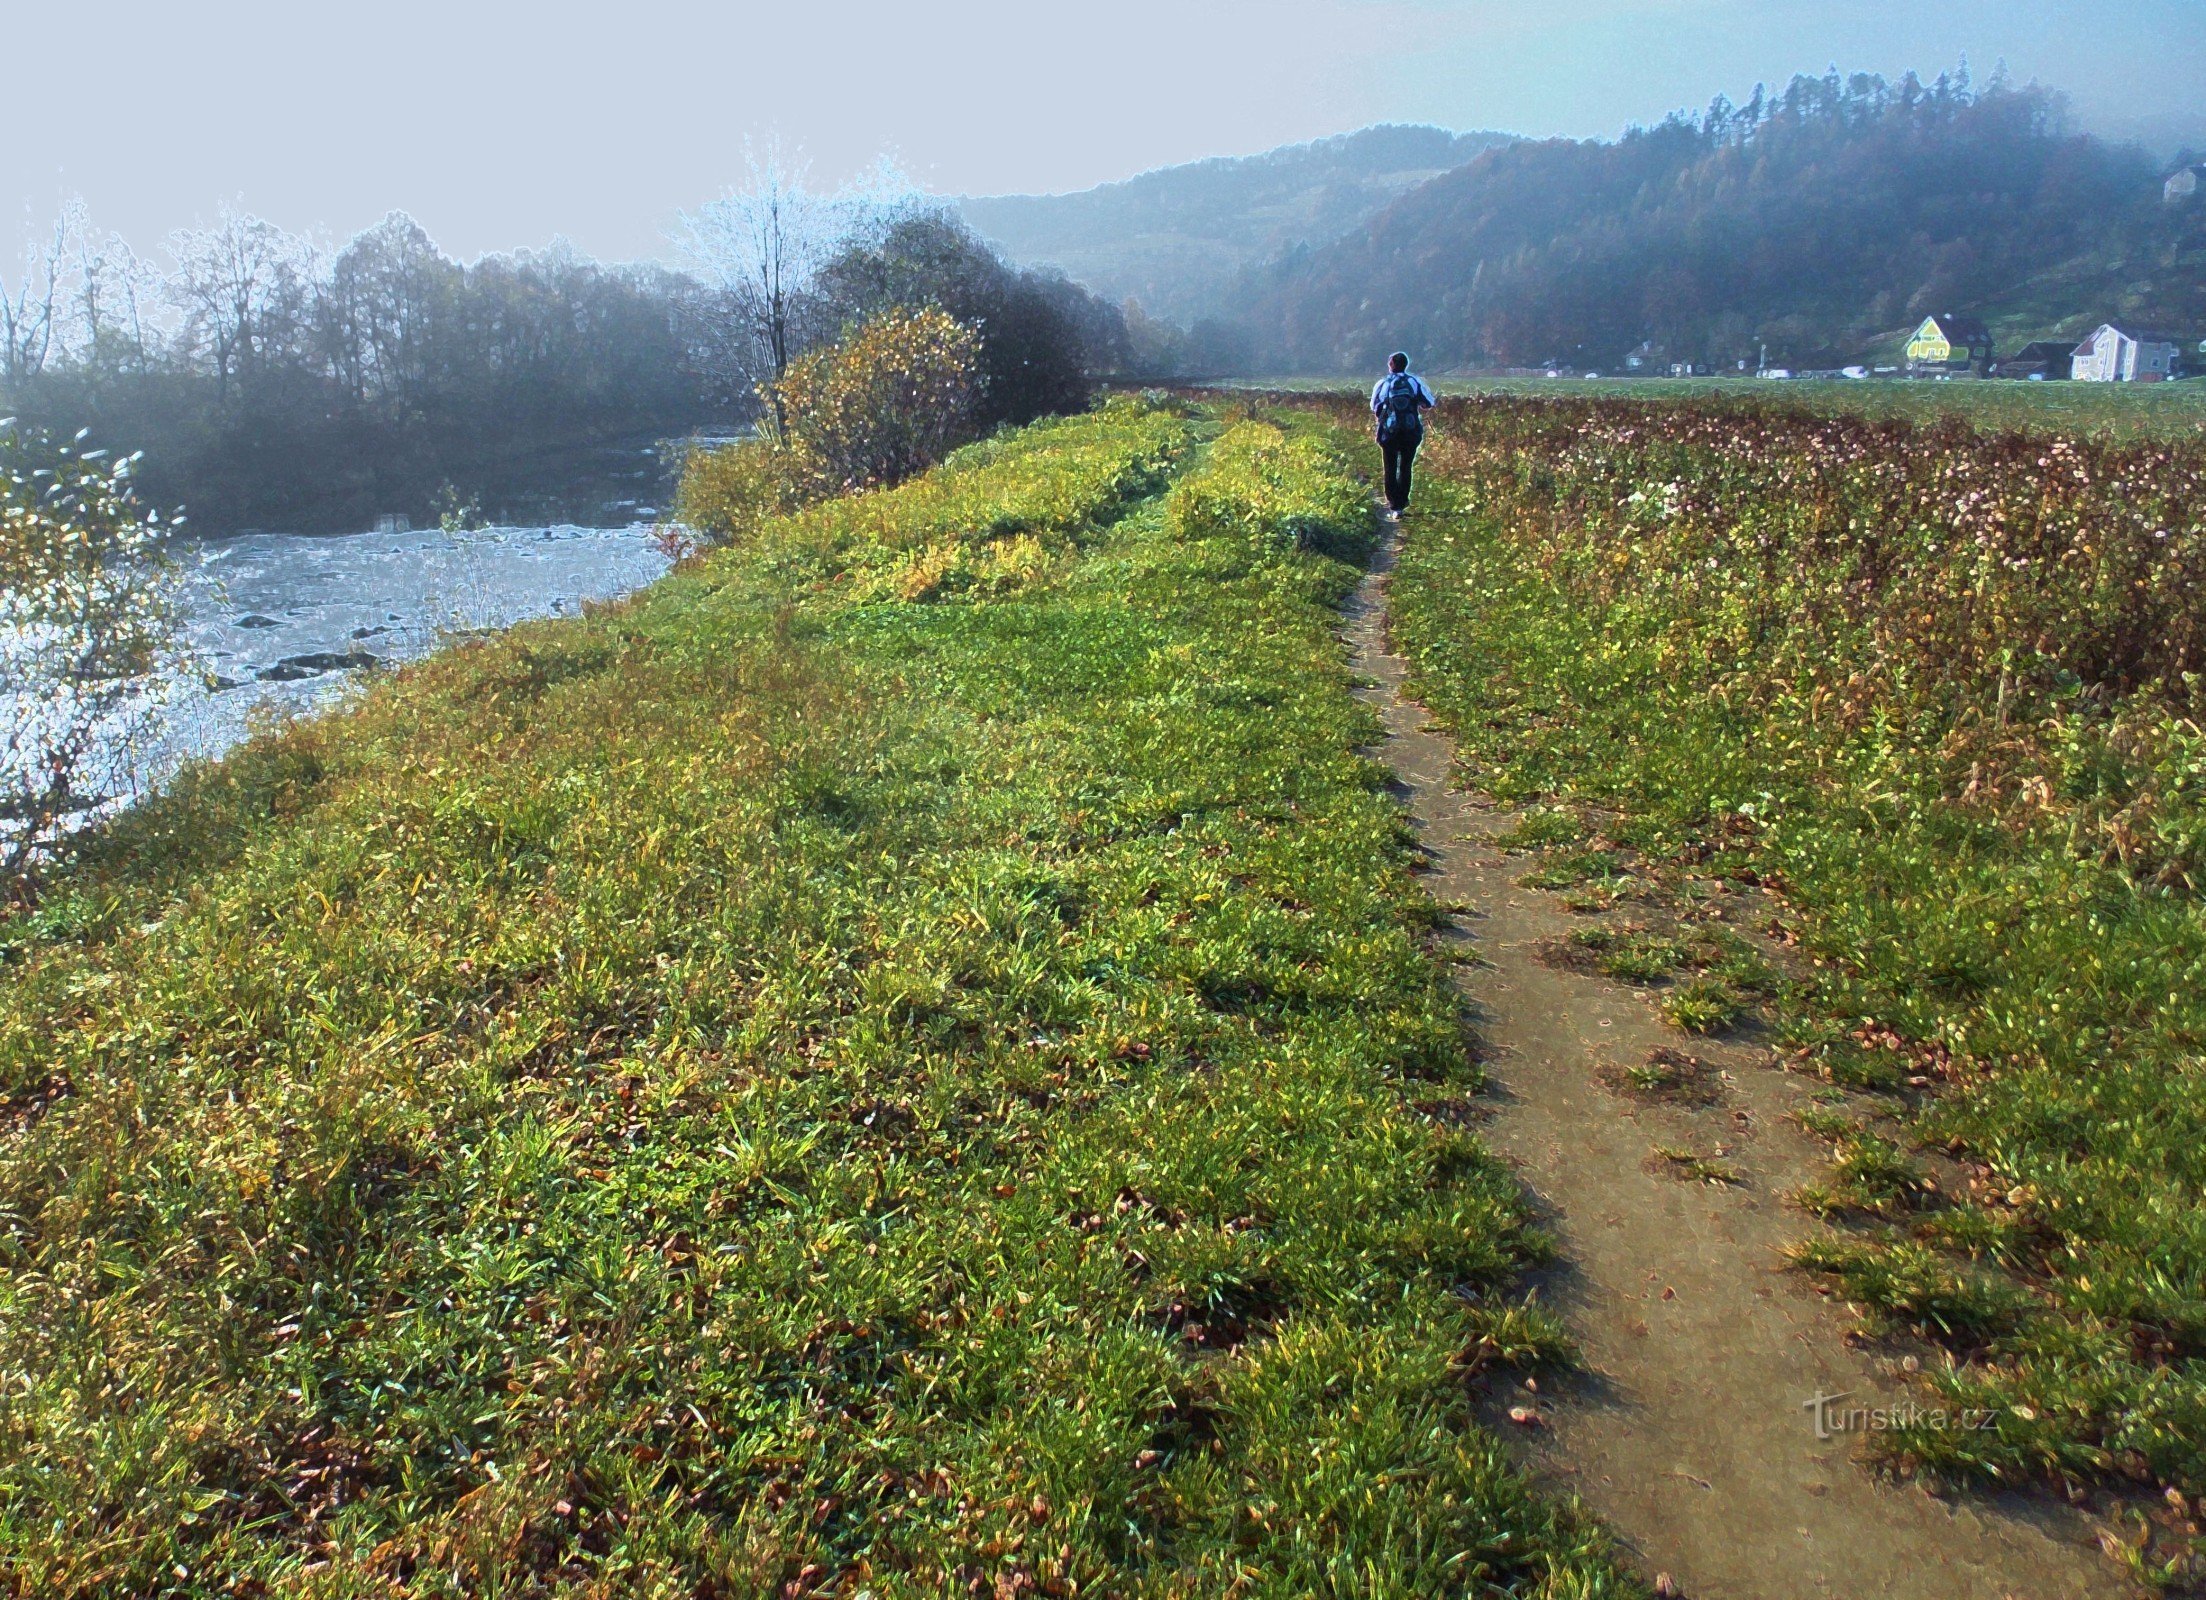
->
[8, 0, 2203, 267]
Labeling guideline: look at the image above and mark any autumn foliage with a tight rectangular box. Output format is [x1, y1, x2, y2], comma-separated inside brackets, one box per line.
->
[676, 305, 984, 545]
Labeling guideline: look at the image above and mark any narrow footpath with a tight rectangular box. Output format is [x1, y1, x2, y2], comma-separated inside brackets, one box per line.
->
[1345, 517, 2127, 1600]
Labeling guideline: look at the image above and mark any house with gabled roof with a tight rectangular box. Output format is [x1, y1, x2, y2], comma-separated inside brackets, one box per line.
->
[1904, 314, 1993, 376]
[2071, 324, 2182, 382]
[1994, 341, 2075, 381]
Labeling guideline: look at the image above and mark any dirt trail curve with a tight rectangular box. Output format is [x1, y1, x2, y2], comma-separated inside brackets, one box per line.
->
[1345, 519, 2127, 1600]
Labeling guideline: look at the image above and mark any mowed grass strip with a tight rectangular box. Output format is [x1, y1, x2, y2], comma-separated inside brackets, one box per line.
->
[0, 401, 1628, 1597]
[1369, 392, 2206, 1501]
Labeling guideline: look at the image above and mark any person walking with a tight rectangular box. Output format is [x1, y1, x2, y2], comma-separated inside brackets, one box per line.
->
[1370, 352, 1436, 518]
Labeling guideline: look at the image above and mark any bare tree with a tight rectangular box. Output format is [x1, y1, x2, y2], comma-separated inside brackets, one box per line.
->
[0, 211, 69, 386]
[167, 211, 317, 404]
[676, 142, 911, 429]
[65, 204, 157, 375]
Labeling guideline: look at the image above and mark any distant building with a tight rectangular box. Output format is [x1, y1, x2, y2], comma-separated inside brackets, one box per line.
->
[2166, 164, 2206, 203]
[2071, 324, 2182, 382]
[1994, 341, 2077, 381]
[1905, 314, 1994, 376]
[374, 513, 412, 535]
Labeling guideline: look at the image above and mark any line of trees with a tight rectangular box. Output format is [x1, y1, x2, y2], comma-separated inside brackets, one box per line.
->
[0, 158, 1130, 536]
[2, 208, 728, 533]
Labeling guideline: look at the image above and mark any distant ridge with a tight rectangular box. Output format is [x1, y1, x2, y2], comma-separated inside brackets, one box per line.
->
[1240, 77, 2206, 374]
[957, 124, 1514, 324]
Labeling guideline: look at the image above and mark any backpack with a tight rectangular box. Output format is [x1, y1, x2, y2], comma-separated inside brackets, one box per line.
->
[1379, 372, 1423, 441]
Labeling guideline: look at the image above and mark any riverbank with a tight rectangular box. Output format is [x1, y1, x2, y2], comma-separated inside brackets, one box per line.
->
[159, 518, 670, 772]
[0, 400, 1630, 1595]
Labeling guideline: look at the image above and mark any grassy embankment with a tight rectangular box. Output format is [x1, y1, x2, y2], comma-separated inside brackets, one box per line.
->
[1365, 390, 2206, 1500]
[0, 400, 1630, 1596]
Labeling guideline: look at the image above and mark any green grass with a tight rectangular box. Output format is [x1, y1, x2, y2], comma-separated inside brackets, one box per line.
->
[1223, 374, 2206, 441]
[0, 401, 1634, 1596]
[1656, 977, 1743, 1037]
[1793, 1129, 1933, 1220]
[1565, 926, 1687, 986]
[1609, 1048, 1723, 1107]
[1651, 1147, 1743, 1187]
[1373, 393, 2206, 1496]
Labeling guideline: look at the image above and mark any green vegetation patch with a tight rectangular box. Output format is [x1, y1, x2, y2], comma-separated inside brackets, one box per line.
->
[1652, 1147, 1744, 1188]
[1372, 389, 2206, 1496]
[1602, 1047, 1725, 1108]
[1422, 377, 2206, 444]
[0, 402, 1630, 1595]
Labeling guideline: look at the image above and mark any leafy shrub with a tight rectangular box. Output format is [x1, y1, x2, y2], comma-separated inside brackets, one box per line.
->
[811, 211, 1121, 431]
[771, 304, 982, 497]
[0, 420, 183, 892]
[674, 305, 984, 546]
[670, 435, 802, 547]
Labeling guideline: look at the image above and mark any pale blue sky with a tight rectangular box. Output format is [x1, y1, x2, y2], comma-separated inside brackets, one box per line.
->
[7, 0, 2203, 266]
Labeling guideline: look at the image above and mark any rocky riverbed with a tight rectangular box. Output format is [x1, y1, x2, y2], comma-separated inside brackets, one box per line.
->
[155, 518, 670, 779]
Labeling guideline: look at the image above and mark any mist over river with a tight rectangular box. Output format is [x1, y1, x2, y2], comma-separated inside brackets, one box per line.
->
[150, 518, 672, 783]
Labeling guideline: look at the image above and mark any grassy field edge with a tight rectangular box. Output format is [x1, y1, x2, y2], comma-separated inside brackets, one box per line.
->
[1364, 392, 2206, 1528]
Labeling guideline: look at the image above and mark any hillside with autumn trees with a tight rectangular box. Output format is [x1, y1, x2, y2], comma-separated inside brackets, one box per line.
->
[1216, 72, 2206, 373]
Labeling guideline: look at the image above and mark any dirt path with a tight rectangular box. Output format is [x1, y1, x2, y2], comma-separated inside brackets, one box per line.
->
[1345, 520, 2128, 1600]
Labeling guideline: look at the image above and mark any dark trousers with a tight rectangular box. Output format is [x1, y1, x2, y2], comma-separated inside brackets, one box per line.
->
[1381, 433, 1420, 511]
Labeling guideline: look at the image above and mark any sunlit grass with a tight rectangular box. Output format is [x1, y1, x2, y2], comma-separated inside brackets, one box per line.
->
[0, 400, 1631, 1595]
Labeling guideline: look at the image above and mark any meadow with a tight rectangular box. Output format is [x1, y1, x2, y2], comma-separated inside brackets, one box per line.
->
[1364, 388, 2206, 1498]
[1246, 374, 2206, 442]
[0, 401, 1631, 1596]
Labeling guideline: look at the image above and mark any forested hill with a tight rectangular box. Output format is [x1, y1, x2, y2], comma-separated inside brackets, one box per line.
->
[1237, 75, 2206, 374]
[957, 124, 1512, 326]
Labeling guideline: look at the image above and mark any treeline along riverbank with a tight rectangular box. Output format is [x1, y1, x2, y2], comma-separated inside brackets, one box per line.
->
[0, 207, 1129, 536]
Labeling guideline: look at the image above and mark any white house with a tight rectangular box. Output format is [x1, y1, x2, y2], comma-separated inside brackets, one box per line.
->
[2167, 164, 2206, 203]
[2071, 324, 2181, 383]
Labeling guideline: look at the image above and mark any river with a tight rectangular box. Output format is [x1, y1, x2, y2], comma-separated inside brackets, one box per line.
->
[149, 518, 672, 784]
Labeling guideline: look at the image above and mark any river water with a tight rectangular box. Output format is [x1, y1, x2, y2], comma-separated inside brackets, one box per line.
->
[150, 519, 671, 783]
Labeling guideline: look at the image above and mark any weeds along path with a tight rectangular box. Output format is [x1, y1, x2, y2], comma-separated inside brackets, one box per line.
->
[1344, 518, 2125, 1600]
